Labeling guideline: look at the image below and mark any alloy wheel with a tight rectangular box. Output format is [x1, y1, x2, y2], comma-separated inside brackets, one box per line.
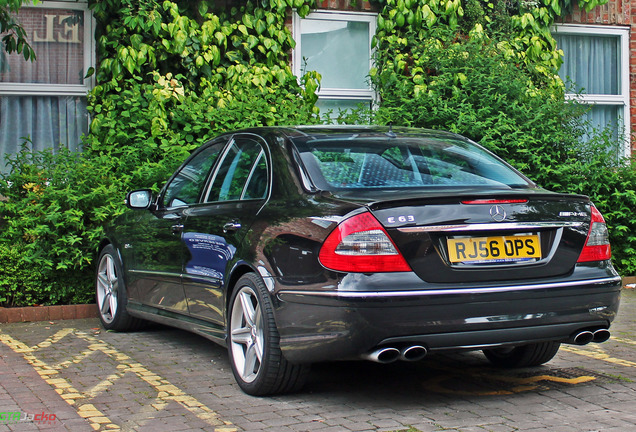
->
[230, 286, 265, 383]
[96, 253, 118, 324]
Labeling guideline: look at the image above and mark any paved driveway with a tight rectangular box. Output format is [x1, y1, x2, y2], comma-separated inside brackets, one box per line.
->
[1, 289, 635, 432]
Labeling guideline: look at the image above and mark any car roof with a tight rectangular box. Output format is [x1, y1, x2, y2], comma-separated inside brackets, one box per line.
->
[225, 125, 468, 142]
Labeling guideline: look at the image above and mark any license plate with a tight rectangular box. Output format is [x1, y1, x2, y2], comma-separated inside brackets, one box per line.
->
[447, 234, 541, 264]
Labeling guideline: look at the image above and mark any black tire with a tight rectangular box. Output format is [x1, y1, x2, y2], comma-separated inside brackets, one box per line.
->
[95, 244, 144, 331]
[227, 273, 309, 396]
[483, 341, 561, 368]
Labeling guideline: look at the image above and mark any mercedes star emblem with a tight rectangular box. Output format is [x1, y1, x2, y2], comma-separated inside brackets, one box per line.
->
[490, 205, 507, 222]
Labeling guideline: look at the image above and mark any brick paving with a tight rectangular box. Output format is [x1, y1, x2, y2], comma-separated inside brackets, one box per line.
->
[0, 288, 635, 432]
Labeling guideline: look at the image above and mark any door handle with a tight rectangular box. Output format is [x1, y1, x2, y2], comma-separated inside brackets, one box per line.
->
[223, 220, 242, 233]
[171, 224, 184, 234]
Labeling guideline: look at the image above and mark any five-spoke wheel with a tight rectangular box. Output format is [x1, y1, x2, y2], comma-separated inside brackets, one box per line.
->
[95, 245, 143, 331]
[96, 250, 119, 325]
[227, 273, 309, 395]
[230, 285, 265, 383]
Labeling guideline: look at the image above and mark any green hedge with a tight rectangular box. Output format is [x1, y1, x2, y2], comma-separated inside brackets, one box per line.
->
[0, 0, 633, 307]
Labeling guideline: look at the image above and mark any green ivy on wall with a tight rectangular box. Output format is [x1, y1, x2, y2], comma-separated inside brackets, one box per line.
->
[371, 0, 607, 89]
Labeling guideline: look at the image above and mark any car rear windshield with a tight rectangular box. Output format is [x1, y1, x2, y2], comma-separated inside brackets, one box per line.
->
[294, 135, 532, 191]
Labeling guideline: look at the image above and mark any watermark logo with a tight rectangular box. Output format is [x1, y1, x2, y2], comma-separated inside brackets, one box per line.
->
[0, 411, 59, 425]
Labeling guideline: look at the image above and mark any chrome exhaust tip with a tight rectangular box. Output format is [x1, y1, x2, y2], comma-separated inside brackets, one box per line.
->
[592, 329, 610, 343]
[362, 347, 401, 364]
[400, 345, 428, 362]
[571, 330, 594, 345]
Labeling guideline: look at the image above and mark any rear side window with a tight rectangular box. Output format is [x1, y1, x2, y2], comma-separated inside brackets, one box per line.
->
[206, 137, 268, 202]
[295, 136, 531, 190]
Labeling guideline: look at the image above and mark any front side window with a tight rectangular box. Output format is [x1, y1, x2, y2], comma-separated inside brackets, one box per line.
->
[553, 25, 630, 159]
[162, 142, 225, 208]
[0, 1, 94, 172]
[293, 11, 376, 116]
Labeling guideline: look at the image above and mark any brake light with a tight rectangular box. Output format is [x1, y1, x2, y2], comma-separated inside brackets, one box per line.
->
[461, 199, 528, 204]
[577, 205, 612, 262]
[319, 212, 411, 273]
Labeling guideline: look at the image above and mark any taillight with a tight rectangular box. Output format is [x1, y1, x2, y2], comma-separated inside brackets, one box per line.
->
[318, 212, 411, 273]
[461, 199, 528, 204]
[577, 205, 612, 262]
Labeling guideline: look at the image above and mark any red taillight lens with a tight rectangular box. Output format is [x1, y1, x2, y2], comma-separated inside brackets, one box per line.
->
[461, 199, 528, 204]
[318, 212, 411, 273]
[577, 205, 612, 263]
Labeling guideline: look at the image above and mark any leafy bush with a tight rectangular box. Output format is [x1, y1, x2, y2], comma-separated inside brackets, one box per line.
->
[0, 243, 42, 307]
[0, 146, 122, 306]
[0, 0, 321, 306]
[1, 0, 632, 308]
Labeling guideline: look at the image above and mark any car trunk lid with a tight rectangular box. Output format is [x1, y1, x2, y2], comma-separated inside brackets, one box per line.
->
[360, 190, 592, 283]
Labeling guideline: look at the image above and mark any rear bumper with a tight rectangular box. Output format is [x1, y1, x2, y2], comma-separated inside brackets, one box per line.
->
[273, 273, 622, 363]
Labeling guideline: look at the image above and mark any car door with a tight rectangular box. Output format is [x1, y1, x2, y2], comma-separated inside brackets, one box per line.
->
[128, 139, 227, 313]
[182, 134, 269, 325]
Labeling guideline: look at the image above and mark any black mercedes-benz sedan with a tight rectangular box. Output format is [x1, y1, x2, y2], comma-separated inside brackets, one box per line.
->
[96, 126, 622, 395]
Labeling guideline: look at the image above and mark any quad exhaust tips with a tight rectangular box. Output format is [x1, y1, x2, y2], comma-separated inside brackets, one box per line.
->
[363, 345, 428, 364]
[570, 328, 611, 345]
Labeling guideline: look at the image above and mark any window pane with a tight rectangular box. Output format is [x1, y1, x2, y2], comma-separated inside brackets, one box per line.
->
[242, 151, 268, 199]
[579, 104, 623, 158]
[163, 143, 224, 208]
[296, 137, 530, 190]
[0, 7, 87, 85]
[555, 33, 620, 95]
[300, 19, 370, 90]
[206, 139, 263, 202]
[0, 95, 87, 172]
[317, 98, 372, 115]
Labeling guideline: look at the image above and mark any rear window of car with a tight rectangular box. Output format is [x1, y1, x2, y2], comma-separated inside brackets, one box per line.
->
[294, 135, 532, 191]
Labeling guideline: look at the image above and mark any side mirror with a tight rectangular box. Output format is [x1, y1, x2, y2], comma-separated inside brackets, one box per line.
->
[125, 189, 153, 210]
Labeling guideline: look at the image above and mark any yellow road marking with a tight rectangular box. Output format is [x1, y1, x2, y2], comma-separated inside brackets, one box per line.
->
[611, 336, 636, 346]
[0, 332, 117, 431]
[421, 359, 598, 396]
[0, 328, 237, 431]
[562, 344, 636, 368]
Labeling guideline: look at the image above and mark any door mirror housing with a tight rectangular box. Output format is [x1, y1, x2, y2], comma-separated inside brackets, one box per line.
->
[126, 190, 154, 210]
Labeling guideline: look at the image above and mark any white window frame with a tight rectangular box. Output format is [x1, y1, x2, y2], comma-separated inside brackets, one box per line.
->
[553, 24, 630, 156]
[292, 10, 377, 106]
[0, 0, 95, 97]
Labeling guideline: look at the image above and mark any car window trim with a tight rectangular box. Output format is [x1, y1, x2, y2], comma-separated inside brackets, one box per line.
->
[239, 148, 267, 200]
[203, 133, 271, 204]
[159, 136, 229, 210]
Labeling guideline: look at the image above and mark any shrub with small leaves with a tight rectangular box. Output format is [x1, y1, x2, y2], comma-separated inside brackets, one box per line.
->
[0, 146, 124, 305]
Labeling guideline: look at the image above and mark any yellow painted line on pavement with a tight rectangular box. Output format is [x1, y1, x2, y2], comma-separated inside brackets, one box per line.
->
[0, 328, 237, 432]
[0, 331, 118, 431]
[611, 336, 636, 346]
[562, 344, 636, 368]
[422, 361, 597, 396]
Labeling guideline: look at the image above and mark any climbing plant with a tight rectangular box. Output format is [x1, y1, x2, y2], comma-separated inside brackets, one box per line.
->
[371, 0, 607, 89]
[86, 0, 320, 169]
